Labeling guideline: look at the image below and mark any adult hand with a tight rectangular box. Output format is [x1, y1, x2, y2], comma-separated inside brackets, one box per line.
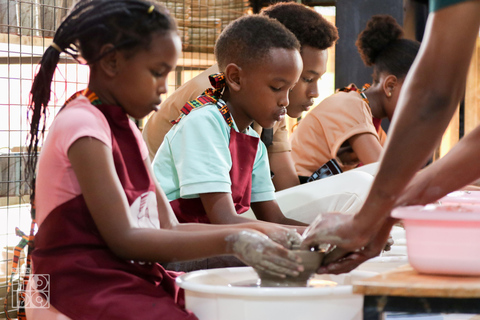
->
[226, 230, 303, 278]
[315, 218, 396, 274]
[301, 212, 369, 252]
[384, 235, 394, 252]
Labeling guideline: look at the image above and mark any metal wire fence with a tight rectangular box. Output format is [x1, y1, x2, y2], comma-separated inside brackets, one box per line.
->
[0, 0, 249, 318]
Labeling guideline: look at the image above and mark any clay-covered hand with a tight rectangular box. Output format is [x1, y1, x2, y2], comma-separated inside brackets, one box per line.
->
[256, 225, 303, 249]
[269, 227, 303, 249]
[315, 218, 395, 274]
[301, 212, 366, 252]
[286, 228, 303, 248]
[384, 235, 394, 252]
[226, 230, 303, 278]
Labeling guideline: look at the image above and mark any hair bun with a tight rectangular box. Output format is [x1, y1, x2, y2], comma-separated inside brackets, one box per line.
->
[356, 15, 403, 66]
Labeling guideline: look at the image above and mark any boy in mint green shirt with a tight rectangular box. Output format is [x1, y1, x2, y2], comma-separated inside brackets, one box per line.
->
[153, 15, 307, 229]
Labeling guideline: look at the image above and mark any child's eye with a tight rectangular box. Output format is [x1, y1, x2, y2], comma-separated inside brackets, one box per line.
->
[303, 77, 313, 83]
[270, 86, 281, 92]
[151, 70, 165, 78]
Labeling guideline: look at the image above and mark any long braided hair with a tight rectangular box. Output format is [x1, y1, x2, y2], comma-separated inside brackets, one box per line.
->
[26, 0, 177, 211]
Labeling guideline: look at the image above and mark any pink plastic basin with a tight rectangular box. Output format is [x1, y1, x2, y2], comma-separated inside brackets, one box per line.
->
[439, 190, 480, 205]
[392, 204, 480, 276]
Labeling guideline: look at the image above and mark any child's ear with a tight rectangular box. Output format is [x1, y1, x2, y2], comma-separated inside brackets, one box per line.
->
[383, 75, 398, 98]
[224, 63, 242, 92]
[98, 44, 119, 77]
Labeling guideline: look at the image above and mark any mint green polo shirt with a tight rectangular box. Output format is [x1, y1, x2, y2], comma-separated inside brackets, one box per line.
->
[153, 102, 275, 203]
[430, 0, 475, 12]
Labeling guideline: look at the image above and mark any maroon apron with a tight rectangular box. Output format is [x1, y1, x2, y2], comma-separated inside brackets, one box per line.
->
[170, 127, 259, 223]
[32, 93, 197, 320]
[169, 72, 259, 223]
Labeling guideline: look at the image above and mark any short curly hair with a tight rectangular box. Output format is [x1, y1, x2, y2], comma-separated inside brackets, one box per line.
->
[215, 15, 300, 71]
[261, 2, 338, 50]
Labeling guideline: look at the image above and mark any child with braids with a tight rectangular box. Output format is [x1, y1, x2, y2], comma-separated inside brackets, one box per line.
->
[291, 15, 420, 177]
[25, 1, 304, 319]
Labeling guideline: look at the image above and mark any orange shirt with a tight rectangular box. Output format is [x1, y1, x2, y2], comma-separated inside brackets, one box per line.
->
[291, 90, 381, 175]
[143, 64, 290, 161]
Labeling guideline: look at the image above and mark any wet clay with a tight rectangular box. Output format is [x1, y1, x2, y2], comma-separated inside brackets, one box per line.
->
[255, 249, 325, 287]
[228, 231, 267, 265]
[301, 214, 346, 248]
[227, 230, 301, 276]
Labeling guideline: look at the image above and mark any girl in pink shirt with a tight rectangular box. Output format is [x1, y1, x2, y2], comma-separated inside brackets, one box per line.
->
[23, 1, 303, 319]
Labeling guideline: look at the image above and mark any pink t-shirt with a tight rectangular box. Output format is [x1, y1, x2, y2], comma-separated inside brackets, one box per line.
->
[35, 95, 148, 226]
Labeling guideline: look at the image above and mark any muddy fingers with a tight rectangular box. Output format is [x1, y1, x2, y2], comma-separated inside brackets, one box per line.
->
[258, 259, 301, 277]
[253, 264, 287, 278]
[226, 230, 303, 277]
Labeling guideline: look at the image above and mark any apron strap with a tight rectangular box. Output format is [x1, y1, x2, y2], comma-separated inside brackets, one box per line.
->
[171, 73, 234, 128]
[336, 83, 371, 105]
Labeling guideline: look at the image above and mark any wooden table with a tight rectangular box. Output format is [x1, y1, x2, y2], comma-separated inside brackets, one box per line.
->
[353, 264, 480, 320]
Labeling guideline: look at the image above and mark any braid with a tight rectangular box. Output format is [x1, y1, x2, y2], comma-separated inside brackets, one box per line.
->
[26, 0, 176, 210]
[26, 44, 60, 209]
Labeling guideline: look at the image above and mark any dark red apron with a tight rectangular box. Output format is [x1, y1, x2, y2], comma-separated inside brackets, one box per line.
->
[32, 91, 197, 320]
[170, 127, 259, 223]
[169, 73, 259, 223]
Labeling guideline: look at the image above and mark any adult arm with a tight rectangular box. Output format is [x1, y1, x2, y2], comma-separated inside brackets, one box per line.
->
[396, 124, 480, 206]
[303, 1, 480, 264]
[353, 1, 480, 237]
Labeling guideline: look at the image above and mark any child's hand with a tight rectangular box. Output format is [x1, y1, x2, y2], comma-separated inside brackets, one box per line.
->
[260, 226, 303, 249]
[226, 230, 304, 278]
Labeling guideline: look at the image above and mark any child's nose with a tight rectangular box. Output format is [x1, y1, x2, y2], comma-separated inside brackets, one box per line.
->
[308, 83, 319, 99]
[280, 93, 289, 107]
[157, 79, 167, 95]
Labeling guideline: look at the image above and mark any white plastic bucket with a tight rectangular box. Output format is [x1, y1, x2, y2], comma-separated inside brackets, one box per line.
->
[176, 267, 377, 320]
